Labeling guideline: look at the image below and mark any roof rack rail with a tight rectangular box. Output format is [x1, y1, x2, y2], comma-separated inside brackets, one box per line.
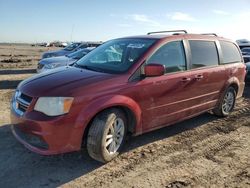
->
[147, 30, 188, 35]
[201, 33, 218, 36]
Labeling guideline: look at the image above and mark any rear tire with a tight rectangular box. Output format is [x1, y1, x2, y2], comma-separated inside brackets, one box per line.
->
[87, 109, 127, 163]
[213, 87, 236, 117]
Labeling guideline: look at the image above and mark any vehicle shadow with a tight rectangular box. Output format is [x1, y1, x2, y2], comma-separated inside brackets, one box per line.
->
[0, 80, 22, 89]
[0, 112, 218, 188]
[0, 69, 36, 75]
[124, 112, 218, 152]
[0, 124, 102, 188]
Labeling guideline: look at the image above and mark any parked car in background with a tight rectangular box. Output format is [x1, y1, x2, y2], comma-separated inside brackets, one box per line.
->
[76, 42, 102, 50]
[245, 62, 250, 82]
[236, 39, 250, 49]
[240, 47, 250, 63]
[31, 42, 47, 47]
[37, 47, 95, 73]
[11, 30, 246, 163]
[45, 41, 69, 47]
[39, 43, 48, 47]
[241, 47, 250, 55]
[42, 42, 82, 59]
[61, 42, 68, 47]
[42, 42, 102, 59]
[239, 47, 250, 82]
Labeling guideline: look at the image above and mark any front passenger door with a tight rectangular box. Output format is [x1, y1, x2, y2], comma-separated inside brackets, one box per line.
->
[138, 41, 194, 131]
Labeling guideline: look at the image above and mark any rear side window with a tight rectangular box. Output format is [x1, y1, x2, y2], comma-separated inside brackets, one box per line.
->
[147, 41, 186, 73]
[189, 40, 219, 68]
[220, 41, 242, 64]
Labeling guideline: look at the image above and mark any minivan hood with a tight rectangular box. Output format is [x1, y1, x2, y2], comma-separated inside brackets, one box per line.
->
[18, 66, 113, 97]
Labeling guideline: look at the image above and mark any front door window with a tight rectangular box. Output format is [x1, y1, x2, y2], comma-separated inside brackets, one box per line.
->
[147, 41, 186, 73]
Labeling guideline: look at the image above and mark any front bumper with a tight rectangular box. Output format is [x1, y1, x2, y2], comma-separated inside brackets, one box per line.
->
[10, 105, 84, 155]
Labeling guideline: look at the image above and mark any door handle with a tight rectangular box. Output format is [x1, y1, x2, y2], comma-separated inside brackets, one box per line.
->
[194, 74, 204, 80]
[181, 77, 191, 82]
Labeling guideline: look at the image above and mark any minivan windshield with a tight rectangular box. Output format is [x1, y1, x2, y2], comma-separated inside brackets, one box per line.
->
[75, 38, 156, 73]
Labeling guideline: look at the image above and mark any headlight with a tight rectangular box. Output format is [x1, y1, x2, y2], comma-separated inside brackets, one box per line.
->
[44, 63, 61, 69]
[34, 97, 74, 116]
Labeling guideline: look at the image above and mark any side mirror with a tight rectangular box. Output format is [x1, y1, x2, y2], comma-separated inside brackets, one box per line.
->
[144, 64, 165, 77]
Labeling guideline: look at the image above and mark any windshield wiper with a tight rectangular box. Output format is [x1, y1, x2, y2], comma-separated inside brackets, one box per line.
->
[74, 64, 105, 73]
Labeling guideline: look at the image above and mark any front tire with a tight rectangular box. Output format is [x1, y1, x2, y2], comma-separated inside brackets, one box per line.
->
[87, 109, 127, 163]
[213, 87, 236, 117]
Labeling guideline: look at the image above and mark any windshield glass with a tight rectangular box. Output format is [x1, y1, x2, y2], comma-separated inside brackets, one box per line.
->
[75, 38, 156, 73]
[67, 49, 91, 59]
[64, 43, 81, 51]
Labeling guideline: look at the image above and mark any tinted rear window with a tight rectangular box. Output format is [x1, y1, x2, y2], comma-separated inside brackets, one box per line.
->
[189, 40, 219, 69]
[220, 41, 242, 64]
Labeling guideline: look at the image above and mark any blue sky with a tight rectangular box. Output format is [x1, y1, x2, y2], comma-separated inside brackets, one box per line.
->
[0, 0, 250, 43]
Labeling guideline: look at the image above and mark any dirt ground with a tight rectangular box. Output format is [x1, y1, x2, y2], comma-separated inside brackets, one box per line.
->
[0, 44, 249, 188]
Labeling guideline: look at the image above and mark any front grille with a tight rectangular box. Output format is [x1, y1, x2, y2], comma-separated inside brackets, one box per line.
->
[20, 93, 32, 103]
[18, 103, 28, 112]
[14, 91, 33, 115]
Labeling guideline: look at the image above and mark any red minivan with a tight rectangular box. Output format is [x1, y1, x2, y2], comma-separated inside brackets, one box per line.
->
[11, 30, 246, 163]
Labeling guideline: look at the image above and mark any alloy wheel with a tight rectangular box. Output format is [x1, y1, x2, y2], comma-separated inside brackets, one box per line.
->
[222, 90, 235, 113]
[105, 117, 125, 154]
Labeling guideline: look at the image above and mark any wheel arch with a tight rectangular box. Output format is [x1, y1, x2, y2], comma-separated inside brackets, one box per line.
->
[229, 82, 239, 95]
[216, 77, 239, 106]
[224, 77, 240, 95]
[76, 95, 142, 147]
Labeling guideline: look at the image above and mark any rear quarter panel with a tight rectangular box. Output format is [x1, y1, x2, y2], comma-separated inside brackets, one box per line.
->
[223, 62, 246, 98]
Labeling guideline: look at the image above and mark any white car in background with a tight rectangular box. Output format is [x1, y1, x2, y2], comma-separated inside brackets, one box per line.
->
[37, 47, 95, 73]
